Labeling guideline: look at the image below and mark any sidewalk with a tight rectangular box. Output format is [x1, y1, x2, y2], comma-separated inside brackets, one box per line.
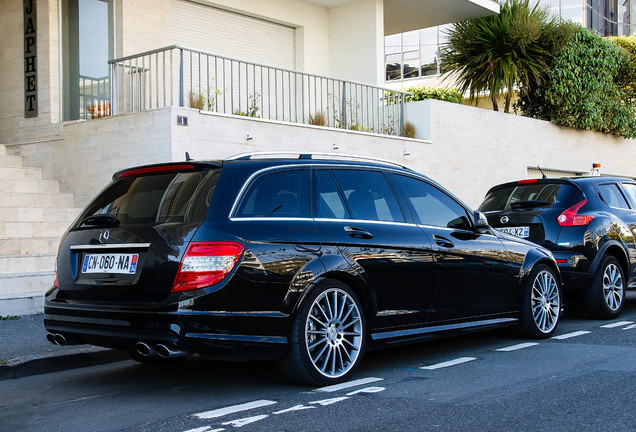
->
[0, 314, 128, 380]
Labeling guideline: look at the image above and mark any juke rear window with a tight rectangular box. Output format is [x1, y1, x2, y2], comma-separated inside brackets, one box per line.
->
[479, 183, 584, 212]
[75, 169, 220, 226]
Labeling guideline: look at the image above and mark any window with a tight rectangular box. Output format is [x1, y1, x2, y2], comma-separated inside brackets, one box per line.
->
[236, 170, 310, 218]
[621, 183, 636, 205]
[331, 170, 404, 222]
[479, 183, 584, 212]
[316, 170, 350, 219]
[394, 175, 471, 230]
[598, 183, 630, 209]
[78, 169, 220, 226]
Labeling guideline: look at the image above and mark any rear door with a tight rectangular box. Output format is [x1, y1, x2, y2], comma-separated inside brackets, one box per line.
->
[56, 165, 220, 303]
[391, 174, 515, 322]
[314, 168, 435, 329]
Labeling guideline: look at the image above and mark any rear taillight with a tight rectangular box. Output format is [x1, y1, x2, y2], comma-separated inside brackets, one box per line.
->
[53, 256, 59, 288]
[557, 199, 595, 226]
[172, 242, 245, 292]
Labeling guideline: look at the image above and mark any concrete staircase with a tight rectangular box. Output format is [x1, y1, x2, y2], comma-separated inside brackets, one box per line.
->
[0, 144, 82, 316]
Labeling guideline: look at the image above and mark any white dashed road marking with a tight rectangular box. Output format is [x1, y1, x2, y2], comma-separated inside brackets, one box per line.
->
[600, 321, 634, 329]
[551, 330, 591, 340]
[273, 405, 316, 415]
[346, 386, 385, 396]
[314, 377, 384, 392]
[623, 324, 636, 330]
[309, 397, 349, 406]
[495, 342, 540, 352]
[420, 357, 477, 370]
[193, 400, 277, 420]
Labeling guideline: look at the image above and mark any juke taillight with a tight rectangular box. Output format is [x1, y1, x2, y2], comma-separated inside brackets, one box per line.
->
[172, 241, 245, 292]
[557, 199, 595, 227]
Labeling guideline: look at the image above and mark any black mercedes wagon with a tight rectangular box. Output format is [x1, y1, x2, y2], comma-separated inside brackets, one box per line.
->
[45, 152, 561, 385]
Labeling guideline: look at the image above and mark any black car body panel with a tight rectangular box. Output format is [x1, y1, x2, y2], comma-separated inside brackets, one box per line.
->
[45, 154, 562, 381]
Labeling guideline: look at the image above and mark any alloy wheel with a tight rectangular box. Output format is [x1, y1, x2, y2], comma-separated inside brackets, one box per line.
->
[531, 270, 560, 334]
[305, 288, 363, 379]
[602, 263, 624, 311]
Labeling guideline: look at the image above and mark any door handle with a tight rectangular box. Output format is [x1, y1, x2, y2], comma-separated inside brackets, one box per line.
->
[344, 226, 373, 239]
[433, 234, 454, 248]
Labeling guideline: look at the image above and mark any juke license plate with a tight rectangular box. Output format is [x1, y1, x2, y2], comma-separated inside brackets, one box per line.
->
[496, 226, 530, 238]
[82, 253, 139, 274]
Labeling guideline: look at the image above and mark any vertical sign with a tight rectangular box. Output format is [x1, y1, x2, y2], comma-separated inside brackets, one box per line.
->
[24, 0, 37, 117]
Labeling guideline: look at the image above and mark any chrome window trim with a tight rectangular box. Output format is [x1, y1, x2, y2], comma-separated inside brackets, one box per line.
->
[70, 243, 151, 250]
[229, 217, 313, 222]
[314, 218, 417, 227]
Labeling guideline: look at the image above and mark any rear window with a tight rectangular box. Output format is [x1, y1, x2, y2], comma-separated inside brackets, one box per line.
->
[75, 169, 220, 226]
[479, 182, 584, 212]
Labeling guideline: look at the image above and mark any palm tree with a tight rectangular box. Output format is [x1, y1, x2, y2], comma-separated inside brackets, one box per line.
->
[440, 0, 556, 112]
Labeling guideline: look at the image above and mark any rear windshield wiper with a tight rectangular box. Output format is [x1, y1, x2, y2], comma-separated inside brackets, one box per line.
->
[509, 200, 551, 209]
[80, 214, 121, 227]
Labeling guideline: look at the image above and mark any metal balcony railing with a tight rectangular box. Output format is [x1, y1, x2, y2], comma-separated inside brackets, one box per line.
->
[109, 45, 409, 136]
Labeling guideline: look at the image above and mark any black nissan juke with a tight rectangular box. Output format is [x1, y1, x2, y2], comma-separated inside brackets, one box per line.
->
[45, 152, 562, 385]
[479, 176, 636, 320]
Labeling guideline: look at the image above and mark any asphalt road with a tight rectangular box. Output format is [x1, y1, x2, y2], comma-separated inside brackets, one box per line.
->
[2, 293, 636, 432]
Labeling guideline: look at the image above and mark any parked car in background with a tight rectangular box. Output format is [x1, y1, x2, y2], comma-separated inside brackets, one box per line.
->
[45, 152, 561, 385]
[479, 176, 636, 319]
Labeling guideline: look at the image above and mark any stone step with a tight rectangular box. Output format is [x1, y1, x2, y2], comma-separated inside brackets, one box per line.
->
[0, 192, 75, 208]
[0, 179, 60, 194]
[0, 237, 61, 255]
[0, 272, 54, 296]
[0, 221, 71, 238]
[0, 154, 23, 168]
[0, 207, 81, 223]
[0, 166, 43, 181]
[0, 254, 56, 275]
[0, 292, 45, 316]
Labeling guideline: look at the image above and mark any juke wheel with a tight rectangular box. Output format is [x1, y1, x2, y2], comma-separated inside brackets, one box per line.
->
[277, 279, 365, 385]
[519, 264, 560, 338]
[584, 255, 624, 319]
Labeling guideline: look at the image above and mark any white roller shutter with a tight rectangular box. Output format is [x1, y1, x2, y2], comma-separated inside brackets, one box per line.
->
[170, 0, 295, 69]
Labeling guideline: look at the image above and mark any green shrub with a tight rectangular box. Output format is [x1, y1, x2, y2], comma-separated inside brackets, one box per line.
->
[404, 86, 464, 104]
[517, 24, 636, 139]
[611, 35, 636, 107]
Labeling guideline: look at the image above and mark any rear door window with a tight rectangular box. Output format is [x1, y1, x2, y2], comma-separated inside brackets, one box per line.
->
[315, 170, 350, 219]
[479, 182, 584, 212]
[620, 183, 636, 207]
[77, 168, 220, 226]
[394, 174, 472, 230]
[598, 183, 630, 209]
[331, 170, 404, 222]
[235, 169, 310, 218]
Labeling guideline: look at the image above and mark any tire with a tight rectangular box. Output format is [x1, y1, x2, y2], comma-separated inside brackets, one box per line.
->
[519, 263, 561, 338]
[277, 279, 366, 385]
[583, 255, 625, 319]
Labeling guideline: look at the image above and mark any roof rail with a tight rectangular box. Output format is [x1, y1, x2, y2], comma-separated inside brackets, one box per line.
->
[225, 151, 414, 171]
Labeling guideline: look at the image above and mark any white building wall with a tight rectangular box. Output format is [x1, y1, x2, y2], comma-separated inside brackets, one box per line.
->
[9, 102, 636, 210]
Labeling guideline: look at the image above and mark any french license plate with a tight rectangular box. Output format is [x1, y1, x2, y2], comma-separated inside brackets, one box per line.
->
[82, 253, 139, 274]
[496, 226, 530, 238]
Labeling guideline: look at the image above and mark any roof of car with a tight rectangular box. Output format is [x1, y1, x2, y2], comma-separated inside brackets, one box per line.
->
[486, 176, 636, 193]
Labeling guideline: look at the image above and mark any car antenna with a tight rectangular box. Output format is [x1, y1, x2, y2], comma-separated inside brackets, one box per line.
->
[185, 151, 192, 162]
[537, 165, 547, 179]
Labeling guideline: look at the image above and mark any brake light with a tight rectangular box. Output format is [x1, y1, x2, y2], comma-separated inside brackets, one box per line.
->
[172, 242, 245, 292]
[118, 164, 196, 179]
[518, 179, 539, 184]
[53, 256, 59, 288]
[557, 199, 595, 226]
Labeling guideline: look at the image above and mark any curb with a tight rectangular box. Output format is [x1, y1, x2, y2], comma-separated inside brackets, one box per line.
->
[0, 347, 129, 380]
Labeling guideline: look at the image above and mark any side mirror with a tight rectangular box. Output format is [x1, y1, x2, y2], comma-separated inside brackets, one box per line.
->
[473, 211, 491, 234]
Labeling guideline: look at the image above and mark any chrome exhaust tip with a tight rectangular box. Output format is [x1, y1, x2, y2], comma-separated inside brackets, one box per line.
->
[135, 342, 156, 357]
[53, 334, 67, 346]
[46, 333, 58, 345]
[155, 344, 188, 358]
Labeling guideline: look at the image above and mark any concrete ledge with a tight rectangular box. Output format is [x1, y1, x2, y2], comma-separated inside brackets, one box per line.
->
[0, 292, 44, 316]
[0, 347, 129, 380]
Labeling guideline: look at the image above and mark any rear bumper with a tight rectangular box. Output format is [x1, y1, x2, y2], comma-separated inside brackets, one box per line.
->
[553, 251, 592, 290]
[44, 296, 290, 361]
